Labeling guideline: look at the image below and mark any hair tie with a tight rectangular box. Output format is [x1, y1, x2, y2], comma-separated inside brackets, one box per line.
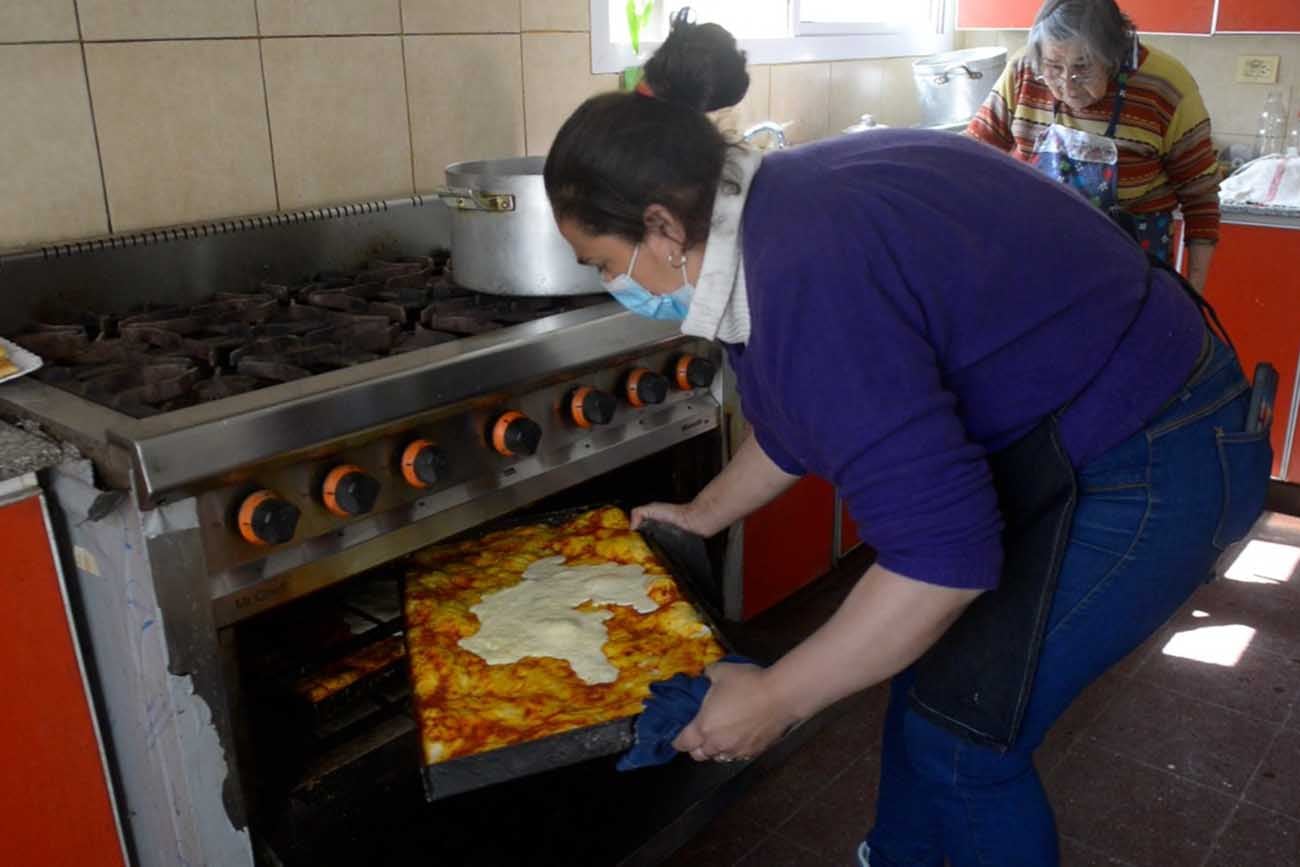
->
[635, 79, 657, 99]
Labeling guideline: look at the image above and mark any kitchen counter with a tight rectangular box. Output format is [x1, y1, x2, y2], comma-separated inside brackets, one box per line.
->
[0, 420, 70, 482]
[1220, 204, 1300, 231]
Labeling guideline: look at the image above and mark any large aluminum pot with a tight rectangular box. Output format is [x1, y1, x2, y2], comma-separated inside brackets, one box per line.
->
[912, 47, 1007, 129]
[440, 157, 604, 296]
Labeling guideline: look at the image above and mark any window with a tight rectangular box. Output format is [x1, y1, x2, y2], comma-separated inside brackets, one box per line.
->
[590, 0, 953, 75]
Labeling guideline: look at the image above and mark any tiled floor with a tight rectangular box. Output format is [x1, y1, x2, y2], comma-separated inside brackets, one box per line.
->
[661, 512, 1300, 867]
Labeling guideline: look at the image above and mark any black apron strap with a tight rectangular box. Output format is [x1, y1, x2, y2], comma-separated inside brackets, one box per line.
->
[1148, 253, 1238, 357]
[908, 417, 1077, 749]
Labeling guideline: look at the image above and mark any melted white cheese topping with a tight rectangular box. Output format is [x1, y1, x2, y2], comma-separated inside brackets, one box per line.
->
[458, 555, 658, 684]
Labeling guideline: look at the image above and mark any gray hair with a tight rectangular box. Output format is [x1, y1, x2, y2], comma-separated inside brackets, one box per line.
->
[1027, 0, 1135, 77]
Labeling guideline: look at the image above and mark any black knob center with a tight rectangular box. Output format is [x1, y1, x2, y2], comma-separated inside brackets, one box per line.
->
[253, 499, 300, 545]
[636, 372, 668, 405]
[335, 472, 381, 515]
[411, 445, 448, 485]
[684, 357, 717, 388]
[582, 389, 616, 425]
[504, 417, 543, 455]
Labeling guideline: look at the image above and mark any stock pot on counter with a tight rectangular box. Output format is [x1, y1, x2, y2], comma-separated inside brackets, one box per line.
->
[912, 47, 1007, 129]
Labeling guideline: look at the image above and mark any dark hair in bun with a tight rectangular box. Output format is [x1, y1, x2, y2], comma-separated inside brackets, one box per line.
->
[642, 10, 750, 112]
[544, 10, 748, 249]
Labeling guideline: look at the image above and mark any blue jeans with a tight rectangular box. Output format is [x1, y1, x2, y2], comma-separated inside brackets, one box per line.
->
[864, 334, 1272, 867]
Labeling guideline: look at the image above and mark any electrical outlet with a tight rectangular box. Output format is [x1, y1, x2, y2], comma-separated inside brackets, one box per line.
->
[1236, 55, 1280, 84]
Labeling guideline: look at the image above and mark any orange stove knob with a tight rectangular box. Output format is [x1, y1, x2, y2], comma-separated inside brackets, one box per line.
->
[400, 439, 448, 489]
[625, 368, 668, 408]
[568, 386, 616, 428]
[490, 411, 542, 457]
[674, 355, 717, 390]
[321, 465, 382, 517]
[237, 490, 300, 546]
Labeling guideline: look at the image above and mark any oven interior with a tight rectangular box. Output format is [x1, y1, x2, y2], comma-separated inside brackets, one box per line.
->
[232, 433, 730, 865]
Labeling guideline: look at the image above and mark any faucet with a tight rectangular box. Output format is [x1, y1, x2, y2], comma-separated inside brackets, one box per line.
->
[742, 121, 787, 150]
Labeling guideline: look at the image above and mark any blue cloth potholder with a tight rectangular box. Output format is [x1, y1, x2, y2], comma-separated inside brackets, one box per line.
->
[616, 655, 756, 771]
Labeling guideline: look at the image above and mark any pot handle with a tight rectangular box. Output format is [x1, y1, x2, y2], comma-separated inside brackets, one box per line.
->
[932, 64, 984, 86]
[432, 186, 516, 212]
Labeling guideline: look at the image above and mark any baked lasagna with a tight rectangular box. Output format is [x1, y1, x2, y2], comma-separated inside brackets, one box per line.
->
[404, 507, 725, 765]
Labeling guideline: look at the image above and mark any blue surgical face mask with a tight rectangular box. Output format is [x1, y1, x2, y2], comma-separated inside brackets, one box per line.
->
[602, 244, 695, 321]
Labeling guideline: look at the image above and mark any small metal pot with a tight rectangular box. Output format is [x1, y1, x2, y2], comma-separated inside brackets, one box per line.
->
[438, 157, 604, 297]
[912, 47, 1007, 129]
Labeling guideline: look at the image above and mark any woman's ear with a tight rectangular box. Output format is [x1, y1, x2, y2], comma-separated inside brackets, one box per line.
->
[642, 203, 689, 264]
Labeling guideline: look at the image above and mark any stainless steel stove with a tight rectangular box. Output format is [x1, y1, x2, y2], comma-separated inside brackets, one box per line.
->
[0, 194, 741, 867]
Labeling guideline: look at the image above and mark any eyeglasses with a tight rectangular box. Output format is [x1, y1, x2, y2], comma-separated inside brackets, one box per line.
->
[1035, 63, 1100, 86]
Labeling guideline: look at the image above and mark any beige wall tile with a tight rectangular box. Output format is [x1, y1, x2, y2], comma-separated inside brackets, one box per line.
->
[830, 58, 924, 132]
[257, 0, 400, 35]
[405, 35, 525, 189]
[713, 64, 772, 140]
[522, 32, 617, 155]
[78, 0, 256, 40]
[958, 30, 999, 49]
[402, 0, 520, 33]
[997, 30, 1029, 54]
[522, 0, 587, 32]
[770, 62, 830, 144]
[263, 36, 413, 208]
[0, 44, 105, 249]
[85, 40, 276, 232]
[1150, 34, 1300, 138]
[0, 0, 78, 42]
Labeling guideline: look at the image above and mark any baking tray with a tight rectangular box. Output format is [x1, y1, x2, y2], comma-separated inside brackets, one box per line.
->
[0, 336, 43, 385]
[413, 505, 731, 801]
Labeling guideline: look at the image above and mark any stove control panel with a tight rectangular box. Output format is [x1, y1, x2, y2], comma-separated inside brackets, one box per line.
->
[202, 340, 723, 595]
[624, 368, 669, 407]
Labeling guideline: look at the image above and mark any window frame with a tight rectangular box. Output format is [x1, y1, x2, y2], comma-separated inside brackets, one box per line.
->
[588, 0, 955, 75]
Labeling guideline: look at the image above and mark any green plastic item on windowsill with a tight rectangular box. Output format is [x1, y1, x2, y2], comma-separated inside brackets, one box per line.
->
[621, 0, 654, 92]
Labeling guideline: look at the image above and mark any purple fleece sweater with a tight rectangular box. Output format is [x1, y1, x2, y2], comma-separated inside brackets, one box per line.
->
[728, 130, 1203, 590]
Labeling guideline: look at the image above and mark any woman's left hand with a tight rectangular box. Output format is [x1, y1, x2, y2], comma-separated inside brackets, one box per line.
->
[672, 661, 799, 763]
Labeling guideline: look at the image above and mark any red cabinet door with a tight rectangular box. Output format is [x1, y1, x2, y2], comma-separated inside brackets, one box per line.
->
[957, 0, 1041, 29]
[958, 0, 1214, 32]
[1203, 223, 1300, 480]
[1216, 0, 1300, 32]
[742, 476, 835, 619]
[1125, 0, 1215, 33]
[0, 487, 126, 867]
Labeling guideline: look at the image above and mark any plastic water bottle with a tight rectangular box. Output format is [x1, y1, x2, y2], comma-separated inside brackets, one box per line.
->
[1288, 110, 1300, 157]
[1255, 91, 1287, 158]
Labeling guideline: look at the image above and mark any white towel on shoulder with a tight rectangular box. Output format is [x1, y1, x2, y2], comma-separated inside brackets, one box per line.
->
[681, 147, 764, 345]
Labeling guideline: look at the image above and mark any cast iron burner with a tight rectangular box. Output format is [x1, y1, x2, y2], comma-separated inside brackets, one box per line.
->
[13, 254, 606, 418]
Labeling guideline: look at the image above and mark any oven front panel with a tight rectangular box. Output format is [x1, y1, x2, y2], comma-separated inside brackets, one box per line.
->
[202, 340, 723, 625]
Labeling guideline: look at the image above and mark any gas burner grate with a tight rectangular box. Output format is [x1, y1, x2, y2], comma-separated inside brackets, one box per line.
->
[11, 253, 608, 417]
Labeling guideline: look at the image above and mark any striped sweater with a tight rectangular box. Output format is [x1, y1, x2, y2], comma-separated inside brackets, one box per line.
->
[967, 44, 1221, 244]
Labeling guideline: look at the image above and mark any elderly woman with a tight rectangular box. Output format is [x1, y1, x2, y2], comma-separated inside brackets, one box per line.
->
[968, 0, 1221, 290]
[546, 12, 1268, 866]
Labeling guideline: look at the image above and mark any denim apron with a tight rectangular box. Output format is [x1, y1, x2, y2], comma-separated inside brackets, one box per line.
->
[1029, 56, 1177, 263]
[908, 259, 1236, 749]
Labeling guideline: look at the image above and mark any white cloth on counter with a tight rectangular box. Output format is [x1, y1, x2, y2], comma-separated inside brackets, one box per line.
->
[681, 146, 763, 346]
[1219, 154, 1300, 210]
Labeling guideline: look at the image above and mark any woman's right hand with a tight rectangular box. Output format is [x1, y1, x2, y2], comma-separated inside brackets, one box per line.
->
[630, 500, 712, 536]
